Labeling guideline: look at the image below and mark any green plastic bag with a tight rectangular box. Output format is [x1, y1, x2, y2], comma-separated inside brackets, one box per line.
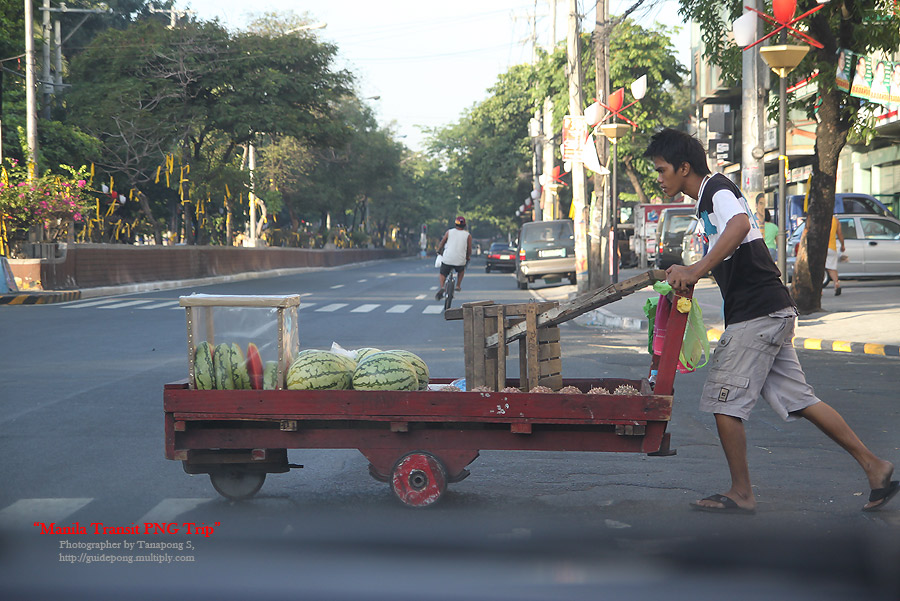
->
[643, 297, 658, 355]
[677, 299, 709, 373]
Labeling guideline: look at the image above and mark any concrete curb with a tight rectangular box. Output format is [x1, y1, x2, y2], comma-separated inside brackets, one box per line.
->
[706, 327, 900, 358]
[574, 308, 648, 331]
[0, 258, 394, 306]
[0, 290, 81, 305]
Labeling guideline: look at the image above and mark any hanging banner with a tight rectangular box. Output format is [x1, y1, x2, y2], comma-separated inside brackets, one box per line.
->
[561, 116, 588, 162]
[850, 53, 873, 99]
[835, 48, 852, 92]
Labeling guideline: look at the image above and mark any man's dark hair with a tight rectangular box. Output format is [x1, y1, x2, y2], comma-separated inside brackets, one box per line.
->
[643, 128, 711, 176]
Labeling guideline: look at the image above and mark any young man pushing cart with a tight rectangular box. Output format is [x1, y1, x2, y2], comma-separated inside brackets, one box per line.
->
[644, 128, 898, 514]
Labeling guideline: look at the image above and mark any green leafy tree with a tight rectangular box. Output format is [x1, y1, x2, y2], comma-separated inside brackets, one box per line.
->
[65, 16, 352, 245]
[677, 0, 900, 313]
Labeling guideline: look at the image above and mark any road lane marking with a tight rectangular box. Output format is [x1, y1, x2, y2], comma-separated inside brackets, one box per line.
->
[330, 284, 344, 289]
[137, 301, 180, 310]
[97, 300, 155, 309]
[422, 305, 444, 314]
[62, 299, 122, 308]
[316, 303, 348, 312]
[351, 304, 380, 313]
[0, 498, 93, 530]
[357, 279, 368, 283]
[297, 303, 316, 310]
[415, 294, 426, 300]
[136, 499, 211, 525]
[386, 304, 411, 313]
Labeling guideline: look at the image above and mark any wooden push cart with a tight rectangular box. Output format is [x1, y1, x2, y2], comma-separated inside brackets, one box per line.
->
[164, 270, 692, 507]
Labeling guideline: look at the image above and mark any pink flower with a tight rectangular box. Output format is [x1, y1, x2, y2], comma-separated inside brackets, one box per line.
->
[73, 213, 82, 221]
[77, 180, 86, 188]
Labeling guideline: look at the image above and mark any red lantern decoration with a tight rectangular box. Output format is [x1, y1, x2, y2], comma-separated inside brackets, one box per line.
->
[772, 0, 796, 24]
[608, 88, 624, 113]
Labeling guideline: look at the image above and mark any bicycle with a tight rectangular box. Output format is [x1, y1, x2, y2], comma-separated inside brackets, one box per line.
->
[443, 269, 456, 313]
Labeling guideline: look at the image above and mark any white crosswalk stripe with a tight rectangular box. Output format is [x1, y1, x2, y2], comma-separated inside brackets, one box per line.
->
[97, 300, 155, 309]
[350, 304, 380, 313]
[386, 304, 411, 313]
[0, 498, 93, 530]
[136, 498, 212, 526]
[62, 298, 122, 308]
[56, 297, 453, 315]
[137, 301, 181, 310]
[315, 303, 348, 312]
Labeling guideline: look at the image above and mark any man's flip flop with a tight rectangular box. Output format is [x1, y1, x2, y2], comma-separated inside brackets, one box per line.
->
[690, 494, 756, 515]
[863, 480, 900, 512]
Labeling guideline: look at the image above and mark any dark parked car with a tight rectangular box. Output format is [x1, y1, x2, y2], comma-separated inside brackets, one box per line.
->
[515, 219, 576, 289]
[786, 214, 900, 280]
[655, 207, 697, 269]
[485, 243, 516, 272]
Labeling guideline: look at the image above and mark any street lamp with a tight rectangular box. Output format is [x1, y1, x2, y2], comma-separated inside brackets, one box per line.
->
[733, 0, 827, 283]
[587, 74, 647, 284]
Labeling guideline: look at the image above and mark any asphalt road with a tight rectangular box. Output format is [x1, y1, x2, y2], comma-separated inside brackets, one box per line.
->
[1, 255, 899, 599]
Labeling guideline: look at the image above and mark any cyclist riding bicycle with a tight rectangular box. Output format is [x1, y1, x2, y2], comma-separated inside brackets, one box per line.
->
[435, 216, 472, 301]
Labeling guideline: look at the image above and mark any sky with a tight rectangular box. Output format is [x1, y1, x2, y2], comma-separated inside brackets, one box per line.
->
[179, 0, 690, 151]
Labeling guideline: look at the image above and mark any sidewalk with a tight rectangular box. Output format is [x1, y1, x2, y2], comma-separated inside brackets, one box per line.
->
[533, 268, 900, 359]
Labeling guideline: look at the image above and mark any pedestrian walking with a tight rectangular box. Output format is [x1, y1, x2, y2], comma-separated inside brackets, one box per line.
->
[825, 215, 845, 296]
[644, 128, 897, 514]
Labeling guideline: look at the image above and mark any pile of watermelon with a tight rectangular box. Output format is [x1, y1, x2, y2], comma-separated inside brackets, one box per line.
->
[193, 341, 279, 390]
[285, 347, 429, 392]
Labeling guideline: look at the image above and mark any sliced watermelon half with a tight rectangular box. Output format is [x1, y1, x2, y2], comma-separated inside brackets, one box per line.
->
[246, 343, 264, 390]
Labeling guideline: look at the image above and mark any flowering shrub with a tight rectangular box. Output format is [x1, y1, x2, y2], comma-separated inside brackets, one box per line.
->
[0, 160, 94, 242]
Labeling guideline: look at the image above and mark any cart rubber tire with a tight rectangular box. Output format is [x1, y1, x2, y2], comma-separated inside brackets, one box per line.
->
[391, 451, 447, 508]
[209, 468, 266, 501]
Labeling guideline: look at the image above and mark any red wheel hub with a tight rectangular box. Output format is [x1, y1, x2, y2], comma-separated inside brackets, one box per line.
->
[391, 452, 447, 508]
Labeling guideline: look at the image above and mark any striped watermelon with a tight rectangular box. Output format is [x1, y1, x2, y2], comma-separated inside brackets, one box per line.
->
[286, 351, 353, 390]
[385, 350, 429, 390]
[354, 347, 382, 363]
[193, 341, 216, 390]
[213, 343, 235, 389]
[352, 351, 418, 391]
[231, 343, 251, 390]
[263, 361, 279, 390]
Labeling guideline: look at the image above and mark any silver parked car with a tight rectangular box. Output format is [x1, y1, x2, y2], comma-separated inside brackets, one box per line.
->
[680, 216, 703, 266]
[786, 214, 900, 280]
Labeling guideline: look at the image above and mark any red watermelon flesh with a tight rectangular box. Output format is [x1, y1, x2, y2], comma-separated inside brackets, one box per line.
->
[246, 343, 264, 389]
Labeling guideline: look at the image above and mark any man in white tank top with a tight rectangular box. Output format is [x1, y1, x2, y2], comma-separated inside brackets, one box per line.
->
[435, 216, 472, 300]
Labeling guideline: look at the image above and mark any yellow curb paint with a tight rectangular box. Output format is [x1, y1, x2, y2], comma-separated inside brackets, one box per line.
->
[832, 340, 852, 353]
[803, 339, 823, 350]
[864, 343, 886, 356]
[9, 296, 26, 305]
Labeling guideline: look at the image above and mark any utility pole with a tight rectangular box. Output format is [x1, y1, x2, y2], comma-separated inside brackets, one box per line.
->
[741, 0, 767, 226]
[590, 0, 611, 289]
[41, 0, 51, 118]
[567, 0, 589, 293]
[248, 143, 257, 247]
[539, 0, 558, 223]
[24, 0, 39, 177]
[149, 7, 194, 28]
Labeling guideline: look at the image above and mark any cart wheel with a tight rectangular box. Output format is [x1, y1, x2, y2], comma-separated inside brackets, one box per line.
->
[209, 468, 266, 501]
[391, 452, 447, 508]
